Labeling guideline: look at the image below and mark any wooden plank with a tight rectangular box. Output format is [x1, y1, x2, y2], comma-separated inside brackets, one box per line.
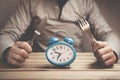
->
[0, 71, 120, 80]
[0, 61, 120, 71]
[28, 53, 95, 59]
[0, 52, 120, 80]
[30, 52, 93, 56]
[0, 52, 120, 71]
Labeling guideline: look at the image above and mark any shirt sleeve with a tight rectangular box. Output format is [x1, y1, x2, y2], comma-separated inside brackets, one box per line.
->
[86, 0, 120, 59]
[0, 0, 32, 59]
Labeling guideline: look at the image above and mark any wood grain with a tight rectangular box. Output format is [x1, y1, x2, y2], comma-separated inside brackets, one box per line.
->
[0, 52, 120, 80]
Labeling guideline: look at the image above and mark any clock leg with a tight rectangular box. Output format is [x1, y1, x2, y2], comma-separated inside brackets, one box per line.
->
[66, 65, 71, 68]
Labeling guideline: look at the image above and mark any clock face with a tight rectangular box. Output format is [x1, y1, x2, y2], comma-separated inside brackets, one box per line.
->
[46, 43, 76, 66]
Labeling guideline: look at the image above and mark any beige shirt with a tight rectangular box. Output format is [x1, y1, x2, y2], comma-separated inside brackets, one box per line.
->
[0, 0, 120, 59]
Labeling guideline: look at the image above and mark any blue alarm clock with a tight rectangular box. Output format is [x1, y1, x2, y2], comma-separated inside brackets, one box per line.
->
[46, 31, 76, 67]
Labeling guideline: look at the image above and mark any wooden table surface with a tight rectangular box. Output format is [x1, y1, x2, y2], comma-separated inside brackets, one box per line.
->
[0, 52, 120, 80]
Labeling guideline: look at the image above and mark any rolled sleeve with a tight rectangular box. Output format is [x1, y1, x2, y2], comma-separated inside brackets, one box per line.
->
[0, 0, 32, 59]
[0, 34, 14, 59]
[105, 33, 120, 62]
[86, 0, 120, 59]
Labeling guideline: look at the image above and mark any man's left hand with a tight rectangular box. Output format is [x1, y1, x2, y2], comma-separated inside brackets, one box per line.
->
[91, 40, 117, 67]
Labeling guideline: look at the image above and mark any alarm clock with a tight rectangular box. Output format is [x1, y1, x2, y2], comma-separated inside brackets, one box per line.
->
[46, 31, 76, 67]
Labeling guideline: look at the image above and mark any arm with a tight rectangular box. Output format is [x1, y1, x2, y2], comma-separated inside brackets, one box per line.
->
[0, 0, 32, 66]
[86, 0, 120, 66]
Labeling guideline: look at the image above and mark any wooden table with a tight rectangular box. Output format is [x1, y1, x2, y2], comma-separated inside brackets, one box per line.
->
[0, 52, 120, 80]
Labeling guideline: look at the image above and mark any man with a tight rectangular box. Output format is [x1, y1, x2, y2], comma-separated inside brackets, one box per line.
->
[0, 0, 120, 67]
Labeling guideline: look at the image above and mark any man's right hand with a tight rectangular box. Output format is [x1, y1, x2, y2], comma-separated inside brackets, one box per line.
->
[6, 41, 32, 67]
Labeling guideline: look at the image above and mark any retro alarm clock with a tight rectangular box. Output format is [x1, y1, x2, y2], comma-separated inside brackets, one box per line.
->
[46, 31, 76, 67]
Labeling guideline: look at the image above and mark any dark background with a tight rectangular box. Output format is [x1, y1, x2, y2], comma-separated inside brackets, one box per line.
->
[0, 0, 120, 51]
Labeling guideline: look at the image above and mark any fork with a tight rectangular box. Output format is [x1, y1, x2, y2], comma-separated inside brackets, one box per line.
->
[77, 17, 96, 42]
[28, 30, 41, 46]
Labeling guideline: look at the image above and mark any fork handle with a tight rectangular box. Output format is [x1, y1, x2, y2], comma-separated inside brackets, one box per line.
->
[27, 35, 37, 46]
[86, 30, 96, 42]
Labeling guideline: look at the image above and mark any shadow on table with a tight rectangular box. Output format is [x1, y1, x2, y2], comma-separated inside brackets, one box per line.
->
[89, 61, 113, 69]
[40, 65, 71, 69]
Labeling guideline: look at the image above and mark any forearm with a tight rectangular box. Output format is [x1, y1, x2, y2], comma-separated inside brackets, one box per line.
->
[104, 33, 120, 61]
[86, 0, 120, 63]
[0, 34, 15, 59]
[0, 0, 32, 59]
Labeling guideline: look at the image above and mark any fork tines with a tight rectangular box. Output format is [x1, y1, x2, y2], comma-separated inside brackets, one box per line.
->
[77, 17, 89, 32]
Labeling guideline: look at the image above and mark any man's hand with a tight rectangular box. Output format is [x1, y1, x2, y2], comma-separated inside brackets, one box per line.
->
[6, 41, 32, 67]
[91, 40, 117, 67]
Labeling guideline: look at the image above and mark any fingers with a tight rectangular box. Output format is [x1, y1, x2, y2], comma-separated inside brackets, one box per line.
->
[11, 45, 29, 59]
[92, 40, 108, 53]
[92, 40, 116, 67]
[101, 52, 113, 61]
[97, 46, 112, 57]
[12, 53, 25, 62]
[8, 58, 23, 67]
[15, 41, 32, 53]
[7, 49, 27, 67]
[6, 41, 32, 67]
[104, 58, 116, 66]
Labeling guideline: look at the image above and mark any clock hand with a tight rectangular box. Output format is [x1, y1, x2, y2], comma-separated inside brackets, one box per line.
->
[57, 54, 61, 60]
[54, 52, 62, 60]
[54, 52, 61, 55]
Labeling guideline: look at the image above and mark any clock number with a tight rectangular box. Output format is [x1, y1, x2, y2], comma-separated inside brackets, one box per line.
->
[67, 48, 69, 51]
[52, 48, 56, 51]
[60, 59, 62, 62]
[67, 57, 69, 60]
[51, 53, 53, 55]
[56, 46, 59, 49]
[52, 57, 54, 59]
[60, 46, 63, 49]
[63, 46, 65, 50]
